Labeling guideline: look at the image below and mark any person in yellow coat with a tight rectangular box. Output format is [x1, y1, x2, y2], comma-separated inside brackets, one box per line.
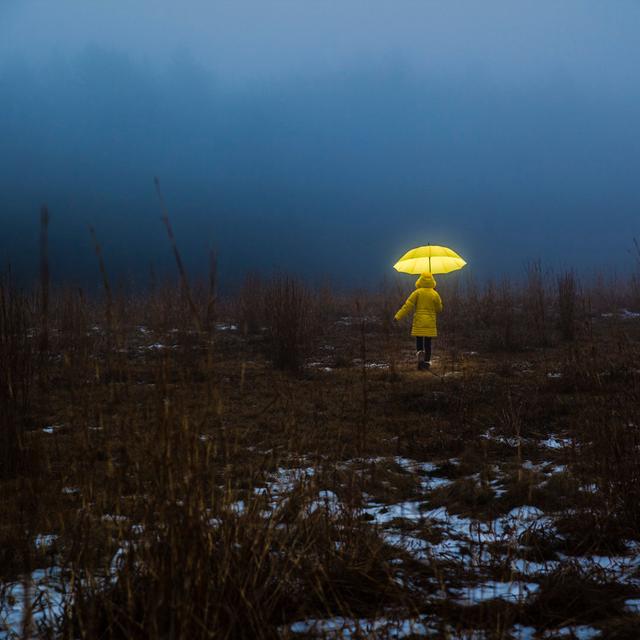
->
[394, 272, 443, 370]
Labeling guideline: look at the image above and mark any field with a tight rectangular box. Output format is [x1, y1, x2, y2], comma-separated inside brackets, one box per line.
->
[1, 266, 640, 639]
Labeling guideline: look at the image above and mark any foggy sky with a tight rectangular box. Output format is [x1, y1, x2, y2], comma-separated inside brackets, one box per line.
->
[2, 1, 640, 290]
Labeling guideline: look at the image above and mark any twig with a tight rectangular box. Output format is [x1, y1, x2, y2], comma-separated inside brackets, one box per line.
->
[39, 205, 50, 354]
[154, 177, 202, 333]
[89, 226, 113, 330]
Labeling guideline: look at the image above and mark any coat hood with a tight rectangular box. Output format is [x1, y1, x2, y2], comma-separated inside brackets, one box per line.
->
[415, 272, 436, 289]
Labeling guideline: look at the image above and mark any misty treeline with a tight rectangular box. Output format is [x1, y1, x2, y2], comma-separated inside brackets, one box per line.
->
[1, 228, 639, 398]
[2, 47, 640, 285]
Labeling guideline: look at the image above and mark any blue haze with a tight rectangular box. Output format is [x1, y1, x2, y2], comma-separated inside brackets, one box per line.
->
[1, 1, 639, 290]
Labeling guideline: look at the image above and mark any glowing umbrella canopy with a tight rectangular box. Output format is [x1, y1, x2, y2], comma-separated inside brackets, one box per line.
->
[393, 245, 467, 275]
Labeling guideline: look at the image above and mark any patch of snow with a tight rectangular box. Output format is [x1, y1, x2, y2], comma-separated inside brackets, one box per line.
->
[305, 361, 333, 371]
[490, 479, 508, 498]
[455, 580, 539, 605]
[308, 491, 342, 516]
[102, 514, 128, 524]
[383, 532, 430, 557]
[268, 467, 316, 495]
[408, 505, 558, 567]
[511, 558, 560, 576]
[511, 625, 537, 640]
[146, 343, 169, 350]
[215, 322, 238, 331]
[256, 466, 317, 511]
[109, 546, 128, 577]
[42, 425, 63, 435]
[498, 435, 522, 447]
[423, 476, 453, 491]
[34, 534, 57, 549]
[507, 505, 545, 520]
[0, 567, 65, 637]
[549, 464, 568, 474]
[542, 627, 600, 639]
[547, 372, 563, 379]
[560, 553, 640, 585]
[229, 500, 245, 515]
[393, 457, 438, 474]
[288, 615, 437, 638]
[503, 506, 557, 539]
[625, 598, 640, 613]
[601, 309, 640, 320]
[480, 428, 523, 447]
[364, 500, 426, 525]
[443, 627, 487, 639]
[540, 435, 573, 449]
[61, 487, 79, 495]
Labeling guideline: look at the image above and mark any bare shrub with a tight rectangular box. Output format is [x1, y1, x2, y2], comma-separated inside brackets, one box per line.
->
[0, 275, 35, 479]
[557, 270, 578, 341]
[495, 278, 520, 350]
[575, 398, 640, 533]
[524, 260, 550, 347]
[64, 489, 401, 639]
[237, 271, 263, 335]
[263, 274, 315, 373]
[469, 278, 521, 351]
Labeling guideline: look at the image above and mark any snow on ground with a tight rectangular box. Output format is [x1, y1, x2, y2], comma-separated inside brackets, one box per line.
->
[33, 535, 57, 549]
[601, 309, 640, 320]
[0, 568, 66, 639]
[215, 323, 238, 331]
[626, 598, 640, 613]
[4, 445, 640, 636]
[288, 615, 438, 638]
[454, 580, 539, 605]
[363, 500, 425, 525]
[542, 627, 600, 639]
[41, 425, 64, 435]
[540, 435, 573, 449]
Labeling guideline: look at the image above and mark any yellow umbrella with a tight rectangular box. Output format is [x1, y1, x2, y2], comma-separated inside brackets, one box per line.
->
[393, 244, 467, 275]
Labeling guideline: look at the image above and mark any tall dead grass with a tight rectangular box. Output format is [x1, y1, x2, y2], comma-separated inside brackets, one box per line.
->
[2, 247, 640, 638]
[263, 274, 316, 373]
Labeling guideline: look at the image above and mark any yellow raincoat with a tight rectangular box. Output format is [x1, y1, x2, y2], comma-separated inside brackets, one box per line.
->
[394, 273, 443, 337]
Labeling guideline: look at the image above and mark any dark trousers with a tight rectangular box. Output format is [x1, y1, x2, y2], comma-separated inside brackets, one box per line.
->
[416, 336, 432, 361]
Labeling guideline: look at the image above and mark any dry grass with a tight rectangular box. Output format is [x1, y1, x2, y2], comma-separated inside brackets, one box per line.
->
[1, 264, 640, 639]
